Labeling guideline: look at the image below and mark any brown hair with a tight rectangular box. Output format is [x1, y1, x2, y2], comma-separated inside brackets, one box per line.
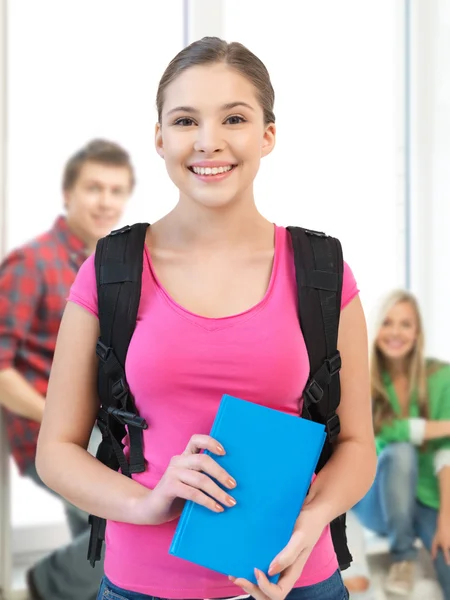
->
[62, 139, 135, 192]
[371, 290, 429, 433]
[156, 36, 275, 125]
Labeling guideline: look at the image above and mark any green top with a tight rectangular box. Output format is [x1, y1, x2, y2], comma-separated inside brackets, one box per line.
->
[376, 360, 450, 510]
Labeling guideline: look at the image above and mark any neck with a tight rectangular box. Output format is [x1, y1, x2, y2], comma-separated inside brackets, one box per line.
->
[387, 358, 409, 379]
[161, 192, 271, 250]
[65, 217, 94, 255]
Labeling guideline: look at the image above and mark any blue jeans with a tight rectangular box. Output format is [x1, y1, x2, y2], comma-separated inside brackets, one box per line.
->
[97, 570, 349, 600]
[352, 442, 450, 600]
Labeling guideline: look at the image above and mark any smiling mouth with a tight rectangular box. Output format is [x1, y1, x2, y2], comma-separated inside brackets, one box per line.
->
[188, 165, 237, 176]
[385, 341, 407, 349]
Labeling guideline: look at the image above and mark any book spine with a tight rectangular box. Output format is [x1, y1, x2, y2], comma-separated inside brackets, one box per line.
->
[296, 433, 327, 514]
[203, 396, 227, 459]
[169, 499, 192, 554]
[170, 397, 229, 554]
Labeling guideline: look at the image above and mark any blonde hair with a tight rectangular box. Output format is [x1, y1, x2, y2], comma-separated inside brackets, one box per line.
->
[371, 289, 429, 433]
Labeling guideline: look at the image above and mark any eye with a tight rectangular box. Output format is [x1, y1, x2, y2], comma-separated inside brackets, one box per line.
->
[224, 115, 246, 125]
[174, 117, 196, 127]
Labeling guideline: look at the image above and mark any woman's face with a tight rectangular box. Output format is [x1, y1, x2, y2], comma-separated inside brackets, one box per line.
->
[376, 301, 419, 362]
[155, 63, 275, 210]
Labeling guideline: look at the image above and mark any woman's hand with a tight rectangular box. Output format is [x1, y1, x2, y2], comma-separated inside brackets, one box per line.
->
[432, 513, 450, 565]
[229, 499, 330, 600]
[135, 434, 237, 525]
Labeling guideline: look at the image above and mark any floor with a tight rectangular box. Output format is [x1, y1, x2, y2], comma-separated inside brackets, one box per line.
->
[366, 550, 443, 600]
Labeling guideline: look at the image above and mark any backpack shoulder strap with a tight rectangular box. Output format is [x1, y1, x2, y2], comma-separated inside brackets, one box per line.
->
[287, 226, 352, 570]
[95, 222, 149, 376]
[287, 226, 343, 446]
[94, 222, 149, 473]
[88, 222, 148, 566]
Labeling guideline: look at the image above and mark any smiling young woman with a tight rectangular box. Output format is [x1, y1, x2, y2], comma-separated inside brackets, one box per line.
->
[36, 37, 376, 600]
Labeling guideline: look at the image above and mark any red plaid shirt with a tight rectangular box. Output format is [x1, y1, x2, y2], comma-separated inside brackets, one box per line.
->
[0, 216, 88, 473]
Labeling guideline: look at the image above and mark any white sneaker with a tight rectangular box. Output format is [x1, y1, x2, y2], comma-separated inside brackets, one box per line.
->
[385, 560, 415, 596]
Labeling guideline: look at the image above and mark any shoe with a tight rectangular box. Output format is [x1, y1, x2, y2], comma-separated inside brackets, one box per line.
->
[384, 560, 415, 596]
[26, 568, 43, 600]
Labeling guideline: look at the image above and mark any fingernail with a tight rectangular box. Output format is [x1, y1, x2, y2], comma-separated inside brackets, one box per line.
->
[268, 562, 278, 575]
[215, 503, 224, 512]
[254, 568, 261, 579]
[228, 575, 236, 582]
[216, 444, 225, 454]
[227, 477, 237, 488]
[226, 496, 237, 506]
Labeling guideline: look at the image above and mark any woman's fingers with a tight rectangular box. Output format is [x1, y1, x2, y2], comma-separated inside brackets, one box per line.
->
[254, 568, 281, 598]
[168, 438, 238, 511]
[229, 576, 263, 600]
[172, 449, 237, 491]
[183, 434, 225, 456]
[179, 468, 237, 509]
[268, 529, 303, 575]
[174, 481, 227, 513]
[230, 569, 282, 600]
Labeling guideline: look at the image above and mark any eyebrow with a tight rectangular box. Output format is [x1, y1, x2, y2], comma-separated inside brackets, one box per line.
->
[166, 101, 255, 116]
[84, 179, 127, 189]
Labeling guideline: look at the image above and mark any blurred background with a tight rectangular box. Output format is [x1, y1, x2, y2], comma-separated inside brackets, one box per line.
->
[0, 0, 449, 598]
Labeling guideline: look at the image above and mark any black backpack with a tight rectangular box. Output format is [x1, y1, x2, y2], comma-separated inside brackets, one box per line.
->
[88, 223, 352, 571]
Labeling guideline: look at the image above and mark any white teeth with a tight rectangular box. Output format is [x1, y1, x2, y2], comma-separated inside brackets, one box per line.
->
[191, 165, 233, 176]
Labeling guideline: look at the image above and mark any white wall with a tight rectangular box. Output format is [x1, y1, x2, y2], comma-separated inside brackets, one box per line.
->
[222, 0, 406, 324]
[7, 0, 184, 531]
[0, 0, 12, 593]
[7, 0, 184, 253]
[410, 0, 450, 361]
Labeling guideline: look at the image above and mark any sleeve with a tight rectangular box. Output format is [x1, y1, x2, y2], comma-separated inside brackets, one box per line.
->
[67, 253, 98, 318]
[435, 450, 450, 475]
[341, 261, 359, 309]
[376, 419, 412, 446]
[431, 366, 450, 473]
[0, 248, 43, 370]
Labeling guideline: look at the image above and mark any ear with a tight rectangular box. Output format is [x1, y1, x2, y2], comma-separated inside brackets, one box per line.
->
[261, 123, 276, 158]
[155, 122, 165, 159]
[63, 190, 70, 210]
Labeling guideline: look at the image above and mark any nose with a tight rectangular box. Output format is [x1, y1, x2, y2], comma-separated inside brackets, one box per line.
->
[98, 189, 115, 209]
[193, 123, 225, 154]
[390, 324, 402, 337]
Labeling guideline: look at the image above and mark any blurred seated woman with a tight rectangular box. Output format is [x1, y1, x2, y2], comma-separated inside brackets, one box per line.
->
[344, 290, 450, 599]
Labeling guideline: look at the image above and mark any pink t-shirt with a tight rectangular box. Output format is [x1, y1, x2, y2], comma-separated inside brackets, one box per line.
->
[69, 225, 358, 599]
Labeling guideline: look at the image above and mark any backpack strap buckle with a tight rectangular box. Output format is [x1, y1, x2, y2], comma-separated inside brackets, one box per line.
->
[326, 351, 341, 376]
[107, 407, 148, 430]
[111, 377, 129, 402]
[96, 340, 111, 362]
[326, 413, 341, 441]
[302, 228, 327, 238]
[304, 378, 323, 405]
[110, 225, 132, 236]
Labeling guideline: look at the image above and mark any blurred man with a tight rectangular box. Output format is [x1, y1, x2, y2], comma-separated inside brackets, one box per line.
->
[0, 139, 135, 600]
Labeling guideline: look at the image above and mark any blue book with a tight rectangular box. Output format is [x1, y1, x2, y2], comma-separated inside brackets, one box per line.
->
[169, 394, 326, 584]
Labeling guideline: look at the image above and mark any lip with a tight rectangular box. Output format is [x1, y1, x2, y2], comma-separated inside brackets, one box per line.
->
[188, 161, 237, 168]
[93, 215, 115, 224]
[383, 341, 407, 350]
[188, 164, 237, 183]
